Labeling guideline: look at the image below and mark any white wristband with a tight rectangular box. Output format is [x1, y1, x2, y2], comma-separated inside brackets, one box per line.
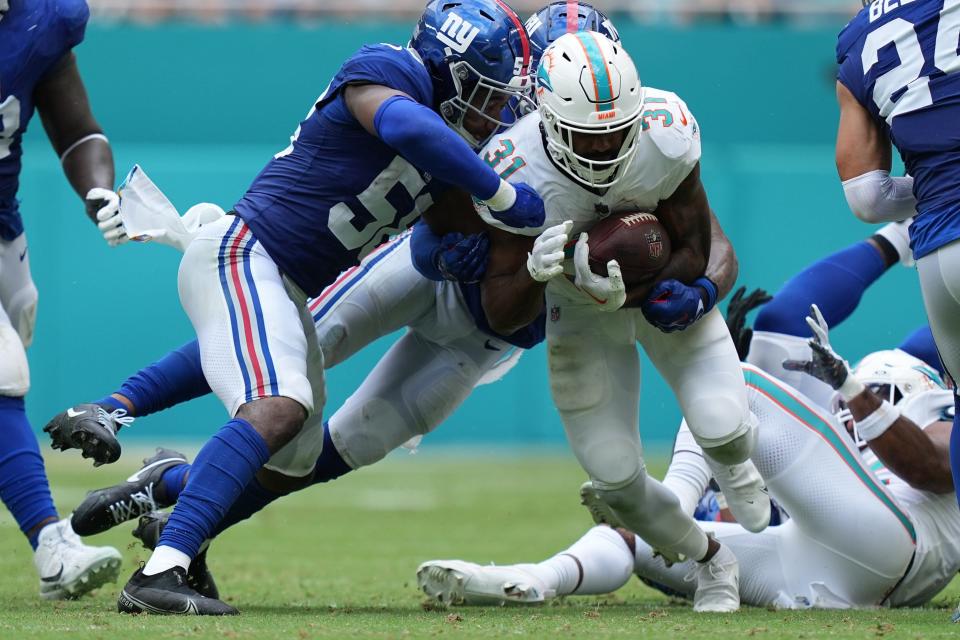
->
[854, 399, 899, 441]
[838, 373, 866, 401]
[484, 179, 516, 212]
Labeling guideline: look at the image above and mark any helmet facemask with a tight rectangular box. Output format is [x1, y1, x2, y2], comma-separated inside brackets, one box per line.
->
[541, 103, 642, 188]
[440, 60, 534, 149]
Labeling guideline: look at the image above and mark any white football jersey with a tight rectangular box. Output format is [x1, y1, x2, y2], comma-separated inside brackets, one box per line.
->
[477, 87, 700, 302]
[859, 389, 960, 607]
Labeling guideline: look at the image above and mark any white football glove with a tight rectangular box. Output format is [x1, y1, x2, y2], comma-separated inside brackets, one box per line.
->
[574, 232, 626, 311]
[527, 220, 572, 282]
[86, 187, 127, 247]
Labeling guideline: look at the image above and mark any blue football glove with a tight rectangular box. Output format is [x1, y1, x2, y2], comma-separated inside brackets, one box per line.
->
[486, 182, 546, 230]
[641, 277, 718, 333]
[436, 232, 490, 283]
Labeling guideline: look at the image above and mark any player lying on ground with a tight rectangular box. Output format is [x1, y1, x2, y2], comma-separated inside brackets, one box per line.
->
[418, 225, 960, 609]
[45, 18, 754, 614]
[0, 0, 125, 598]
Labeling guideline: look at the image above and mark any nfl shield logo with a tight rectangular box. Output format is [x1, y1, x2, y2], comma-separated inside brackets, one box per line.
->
[645, 230, 663, 260]
[550, 305, 561, 322]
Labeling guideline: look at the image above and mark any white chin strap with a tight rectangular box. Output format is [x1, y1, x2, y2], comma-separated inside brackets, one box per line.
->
[0, 0, 8, 21]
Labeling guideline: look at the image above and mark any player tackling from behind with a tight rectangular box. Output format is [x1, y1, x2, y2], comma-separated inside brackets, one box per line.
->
[79, 0, 544, 616]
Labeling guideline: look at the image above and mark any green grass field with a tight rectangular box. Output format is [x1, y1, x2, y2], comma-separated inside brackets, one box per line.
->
[1, 451, 958, 639]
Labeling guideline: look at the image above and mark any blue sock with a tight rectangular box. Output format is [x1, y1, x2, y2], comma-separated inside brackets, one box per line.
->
[203, 422, 351, 538]
[95, 395, 127, 411]
[160, 463, 191, 503]
[113, 341, 210, 417]
[157, 418, 269, 558]
[951, 395, 960, 512]
[0, 396, 58, 550]
[898, 325, 944, 376]
[212, 478, 284, 537]
[312, 422, 352, 484]
[755, 241, 888, 337]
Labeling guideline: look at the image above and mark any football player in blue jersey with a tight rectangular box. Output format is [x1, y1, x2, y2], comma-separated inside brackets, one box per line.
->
[56, 0, 546, 616]
[834, 3, 960, 603]
[0, 0, 125, 599]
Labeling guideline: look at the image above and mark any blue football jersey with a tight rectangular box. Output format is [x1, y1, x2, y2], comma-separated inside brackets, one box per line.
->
[837, 0, 960, 258]
[234, 44, 447, 297]
[0, 0, 88, 240]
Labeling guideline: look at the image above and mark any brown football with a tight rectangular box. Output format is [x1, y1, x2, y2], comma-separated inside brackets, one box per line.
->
[587, 212, 671, 285]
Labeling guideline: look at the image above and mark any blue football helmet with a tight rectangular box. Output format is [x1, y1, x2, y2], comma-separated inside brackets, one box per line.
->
[411, 0, 534, 148]
[525, 1, 620, 72]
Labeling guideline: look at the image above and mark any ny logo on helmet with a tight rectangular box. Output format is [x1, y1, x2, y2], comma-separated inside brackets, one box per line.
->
[437, 13, 480, 54]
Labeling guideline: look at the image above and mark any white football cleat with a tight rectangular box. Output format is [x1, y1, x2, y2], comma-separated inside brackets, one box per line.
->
[416, 560, 554, 606]
[34, 518, 123, 599]
[688, 543, 740, 613]
[706, 459, 771, 533]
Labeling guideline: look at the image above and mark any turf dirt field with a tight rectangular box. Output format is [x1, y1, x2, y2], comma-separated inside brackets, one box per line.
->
[1, 452, 958, 639]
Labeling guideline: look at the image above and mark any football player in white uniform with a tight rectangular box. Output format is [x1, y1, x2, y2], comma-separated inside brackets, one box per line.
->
[459, 32, 768, 610]
[418, 315, 958, 610]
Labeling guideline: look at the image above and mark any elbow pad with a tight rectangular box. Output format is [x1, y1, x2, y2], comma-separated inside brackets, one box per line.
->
[842, 170, 916, 223]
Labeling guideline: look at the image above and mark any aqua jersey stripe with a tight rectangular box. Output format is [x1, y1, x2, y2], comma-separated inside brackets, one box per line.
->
[575, 32, 613, 111]
[742, 366, 917, 543]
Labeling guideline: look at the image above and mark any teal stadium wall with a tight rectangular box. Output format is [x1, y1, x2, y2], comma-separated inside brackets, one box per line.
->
[17, 19, 926, 452]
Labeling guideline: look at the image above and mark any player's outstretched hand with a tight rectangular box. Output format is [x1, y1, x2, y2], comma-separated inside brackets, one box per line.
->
[725, 286, 772, 360]
[86, 188, 127, 247]
[437, 231, 490, 283]
[486, 182, 546, 230]
[527, 221, 571, 282]
[782, 304, 864, 399]
[573, 232, 626, 311]
[641, 279, 711, 332]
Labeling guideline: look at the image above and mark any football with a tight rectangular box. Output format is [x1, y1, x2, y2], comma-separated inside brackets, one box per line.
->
[586, 212, 671, 285]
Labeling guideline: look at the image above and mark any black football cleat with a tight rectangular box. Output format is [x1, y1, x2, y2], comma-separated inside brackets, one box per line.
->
[133, 511, 218, 600]
[117, 566, 236, 615]
[44, 403, 132, 466]
[71, 448, 188, 536]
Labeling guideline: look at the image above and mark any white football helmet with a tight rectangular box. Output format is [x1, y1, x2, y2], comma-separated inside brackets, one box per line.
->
[836, 348, 946, 446]
[536, 32, 642, 188]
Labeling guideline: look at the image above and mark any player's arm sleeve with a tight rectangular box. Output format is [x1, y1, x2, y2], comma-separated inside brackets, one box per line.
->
[374, 95, 503, 201]
[841, 170, 916, 223]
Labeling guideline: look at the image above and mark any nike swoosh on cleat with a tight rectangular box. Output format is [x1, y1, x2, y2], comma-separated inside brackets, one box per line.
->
[126, 457, 184, 483]
[40, 565, 64, 583]
[66, 408, 86, 418]
[483, 340, 501, 351]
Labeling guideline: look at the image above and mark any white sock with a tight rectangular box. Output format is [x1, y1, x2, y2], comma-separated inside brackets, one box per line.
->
[524, 526, 635, 596]
[663, 421, 711, 516]
[142, 545, 191, 576]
